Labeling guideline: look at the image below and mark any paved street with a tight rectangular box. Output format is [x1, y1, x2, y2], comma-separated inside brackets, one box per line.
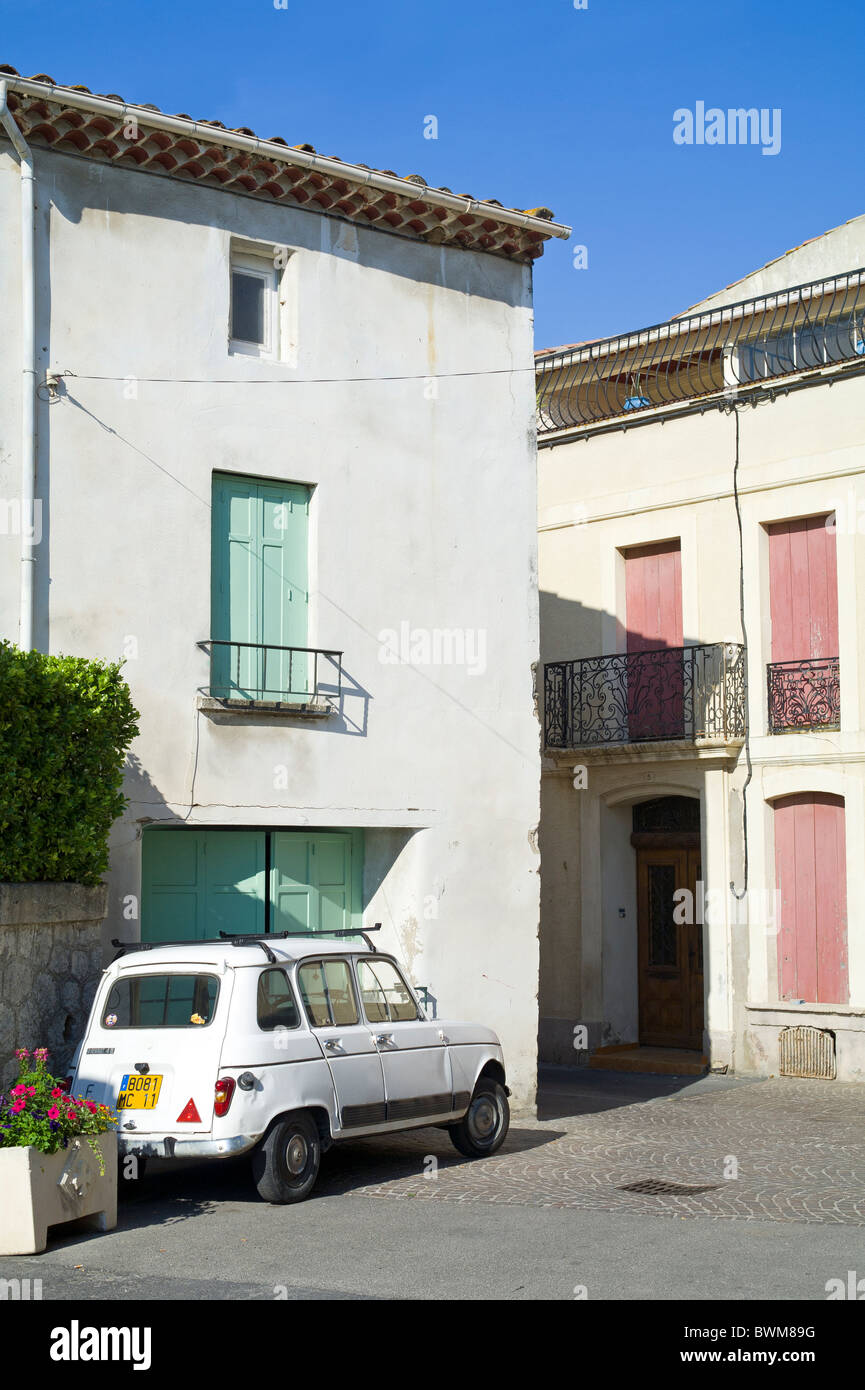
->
[3, 1068, 865, 1300]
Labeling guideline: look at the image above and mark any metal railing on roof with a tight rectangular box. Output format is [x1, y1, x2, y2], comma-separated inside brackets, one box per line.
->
[536, 267, 865, 433]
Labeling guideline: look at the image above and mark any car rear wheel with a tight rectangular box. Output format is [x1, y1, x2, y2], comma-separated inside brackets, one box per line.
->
[252, 1113, 321, 1204]
[448, 1077, 509, 1158]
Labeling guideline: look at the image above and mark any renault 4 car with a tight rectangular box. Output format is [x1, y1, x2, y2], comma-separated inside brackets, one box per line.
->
[71, 932, 510, 1203]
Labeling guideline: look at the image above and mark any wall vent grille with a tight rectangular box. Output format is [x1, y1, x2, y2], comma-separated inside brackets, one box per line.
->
[779, 1026, 836, 1079]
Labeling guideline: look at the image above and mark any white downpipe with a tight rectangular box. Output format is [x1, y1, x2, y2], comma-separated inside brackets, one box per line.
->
[0, 80, 36, 651]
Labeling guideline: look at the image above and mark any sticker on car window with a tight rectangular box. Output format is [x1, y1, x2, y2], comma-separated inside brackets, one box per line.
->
[105, 1014, 117, 1028]
[190, 1013, 205, 1025]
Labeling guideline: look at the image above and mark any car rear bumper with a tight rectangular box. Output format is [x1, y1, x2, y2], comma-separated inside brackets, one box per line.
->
[117, 1132, 261, 1160]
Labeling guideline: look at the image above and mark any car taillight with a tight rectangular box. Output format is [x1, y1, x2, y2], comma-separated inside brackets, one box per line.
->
[214, 1077, 235, 1118]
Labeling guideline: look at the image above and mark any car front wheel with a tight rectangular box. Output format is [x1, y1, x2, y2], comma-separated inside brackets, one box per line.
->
[252, 1113, 321, 1204]
[448, 1077, 509, 1158]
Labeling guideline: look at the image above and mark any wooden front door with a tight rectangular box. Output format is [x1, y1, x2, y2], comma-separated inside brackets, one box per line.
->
[637, 846, 703, 1049]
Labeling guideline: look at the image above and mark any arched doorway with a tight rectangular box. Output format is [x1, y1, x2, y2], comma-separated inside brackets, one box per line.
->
[631, 796, 704, 1050]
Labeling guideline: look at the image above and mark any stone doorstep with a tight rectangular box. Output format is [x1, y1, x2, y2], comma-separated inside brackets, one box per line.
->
[0, 882, 108, 930]
[589, 1044, 708, 1076]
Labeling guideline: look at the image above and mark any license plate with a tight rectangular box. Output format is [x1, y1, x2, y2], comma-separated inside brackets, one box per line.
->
[117, 1074, 163, 1110]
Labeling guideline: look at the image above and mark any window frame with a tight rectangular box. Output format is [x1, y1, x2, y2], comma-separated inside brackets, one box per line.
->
[354, 955, 422, 1025]
[296, 956, 360, 1029]
[229, 250, 280, 359]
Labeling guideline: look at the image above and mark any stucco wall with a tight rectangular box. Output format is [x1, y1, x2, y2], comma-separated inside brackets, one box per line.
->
[0, 146, 542, 1108]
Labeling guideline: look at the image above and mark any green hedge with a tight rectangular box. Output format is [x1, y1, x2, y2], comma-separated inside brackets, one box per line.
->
[0, 642, 140, 886]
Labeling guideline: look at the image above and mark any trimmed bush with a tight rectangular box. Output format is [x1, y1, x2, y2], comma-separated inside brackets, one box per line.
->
[0, 643, 139, 886]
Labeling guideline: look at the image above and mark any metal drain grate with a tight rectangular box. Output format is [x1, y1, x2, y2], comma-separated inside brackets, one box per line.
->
[779, 1026, 836, 1079]
[618, 1179, 719, 1196]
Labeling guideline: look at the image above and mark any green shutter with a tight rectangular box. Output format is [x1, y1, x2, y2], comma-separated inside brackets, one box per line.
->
[270, 831, 363, 935]
[211, 474, 310, 699]
[142, 829, 266, 942]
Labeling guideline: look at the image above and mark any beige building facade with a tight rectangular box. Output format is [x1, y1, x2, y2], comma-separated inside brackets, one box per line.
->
[536, 216, 865, 1083]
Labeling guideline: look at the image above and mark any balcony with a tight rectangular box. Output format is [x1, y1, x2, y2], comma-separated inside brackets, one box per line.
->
[536, 267, 865, 433]
[197, 640, 343, 714]
[767, 657, 840, 733]
[544, 643, 746, 751]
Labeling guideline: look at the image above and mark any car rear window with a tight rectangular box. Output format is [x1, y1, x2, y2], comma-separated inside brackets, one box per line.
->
[102, 974, 220, 1029]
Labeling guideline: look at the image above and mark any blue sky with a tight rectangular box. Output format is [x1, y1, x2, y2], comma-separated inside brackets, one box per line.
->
[4, 0, 864, 349]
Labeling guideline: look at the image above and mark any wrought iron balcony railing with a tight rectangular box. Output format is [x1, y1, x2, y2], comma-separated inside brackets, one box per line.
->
[767, 657, 839, 733]
[536, 267, 865, 433]
[198, 640, 343, 709]
[544, 643, 746, 750]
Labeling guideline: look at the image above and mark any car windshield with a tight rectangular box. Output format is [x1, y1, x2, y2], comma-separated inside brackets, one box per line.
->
[102, 973, 220, 1029]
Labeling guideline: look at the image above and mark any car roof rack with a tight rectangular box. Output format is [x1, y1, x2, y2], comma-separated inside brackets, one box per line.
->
[110, 923, 382, 963]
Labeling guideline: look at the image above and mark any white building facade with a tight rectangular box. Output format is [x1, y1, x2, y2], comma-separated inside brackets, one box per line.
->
[536, 216, 865, 1082]
[0, 69, 569, 1110]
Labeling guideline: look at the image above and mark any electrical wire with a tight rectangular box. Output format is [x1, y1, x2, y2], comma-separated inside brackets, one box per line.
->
[730, 403, 752, 900]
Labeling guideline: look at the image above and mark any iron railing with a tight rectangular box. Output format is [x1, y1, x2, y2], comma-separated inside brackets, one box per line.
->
[536, 268, 865, 432]
[767, 657, 839, 733]
[198, 640, 343, 708]
[544, 643, 746, 749]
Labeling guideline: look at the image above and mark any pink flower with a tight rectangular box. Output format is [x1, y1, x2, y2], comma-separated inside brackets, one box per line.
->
[10, 1099, 25, 1113]
[10, 1084, 26, 1096]
[14, 1048, 29, 1060]
[51, 1087, 64, 1099]
[34, 1048, 48, 1061]
[47, 1106, 60, 1120]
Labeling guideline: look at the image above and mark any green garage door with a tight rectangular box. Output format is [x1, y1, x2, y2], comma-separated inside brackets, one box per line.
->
[142, 828, 362, 942]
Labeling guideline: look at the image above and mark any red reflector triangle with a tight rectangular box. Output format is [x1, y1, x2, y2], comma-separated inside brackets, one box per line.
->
[177, 1098, 201, 1123]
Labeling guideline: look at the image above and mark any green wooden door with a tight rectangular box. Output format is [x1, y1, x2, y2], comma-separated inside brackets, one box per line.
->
[142, 829, 266, 942]
[270, 831, 363, 935]
[211, 475, 310, 699]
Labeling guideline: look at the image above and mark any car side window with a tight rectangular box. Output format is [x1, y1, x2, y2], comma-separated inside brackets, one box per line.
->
[297, 959, 359, 1028]
[357, 958, 419, 1023]
[257, 968, 300, 1032]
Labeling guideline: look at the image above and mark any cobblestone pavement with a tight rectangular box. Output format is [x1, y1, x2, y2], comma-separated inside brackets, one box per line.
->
[314, 1070, 865, 1225]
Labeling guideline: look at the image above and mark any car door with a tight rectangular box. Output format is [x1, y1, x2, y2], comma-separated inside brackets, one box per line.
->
[295, 957, 386, 1129]
[355, 956, 453, 1123]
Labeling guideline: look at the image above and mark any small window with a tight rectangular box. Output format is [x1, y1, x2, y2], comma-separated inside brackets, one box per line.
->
[229, 251, 279, 358]
[102, 974, 219, 1029]
[257, 968, 300, 1032]
[297, 959, 358, 1028]
[357, 958, 419, 1023]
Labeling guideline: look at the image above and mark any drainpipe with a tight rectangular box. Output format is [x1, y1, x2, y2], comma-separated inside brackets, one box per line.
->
[0, 80, 36, 651]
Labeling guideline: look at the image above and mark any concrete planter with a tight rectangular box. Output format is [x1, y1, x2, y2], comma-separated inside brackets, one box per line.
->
[0, 1132, 117, 1254]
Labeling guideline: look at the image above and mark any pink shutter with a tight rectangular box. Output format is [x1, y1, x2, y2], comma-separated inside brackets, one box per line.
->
[624, 540, 683, 739]
[774, 793, 848, 1004]
[625, 540, 683, 652]
[768, 517, 838, 662]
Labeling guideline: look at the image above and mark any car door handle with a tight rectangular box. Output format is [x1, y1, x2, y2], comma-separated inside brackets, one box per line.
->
[323, 1039, 344, 1054]
[374, 1033, 395, 1048]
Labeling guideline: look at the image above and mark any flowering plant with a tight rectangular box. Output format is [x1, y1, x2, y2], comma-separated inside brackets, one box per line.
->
[0, 1048, 116, 1174]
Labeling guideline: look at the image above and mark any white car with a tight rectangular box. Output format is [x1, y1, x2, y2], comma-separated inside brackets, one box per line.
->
[71, 933, 510, 1203]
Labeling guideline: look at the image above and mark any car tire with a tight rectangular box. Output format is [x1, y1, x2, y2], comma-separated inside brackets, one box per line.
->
[448, 1076, 509, 1158]
[252, 1113, 321, 1204]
